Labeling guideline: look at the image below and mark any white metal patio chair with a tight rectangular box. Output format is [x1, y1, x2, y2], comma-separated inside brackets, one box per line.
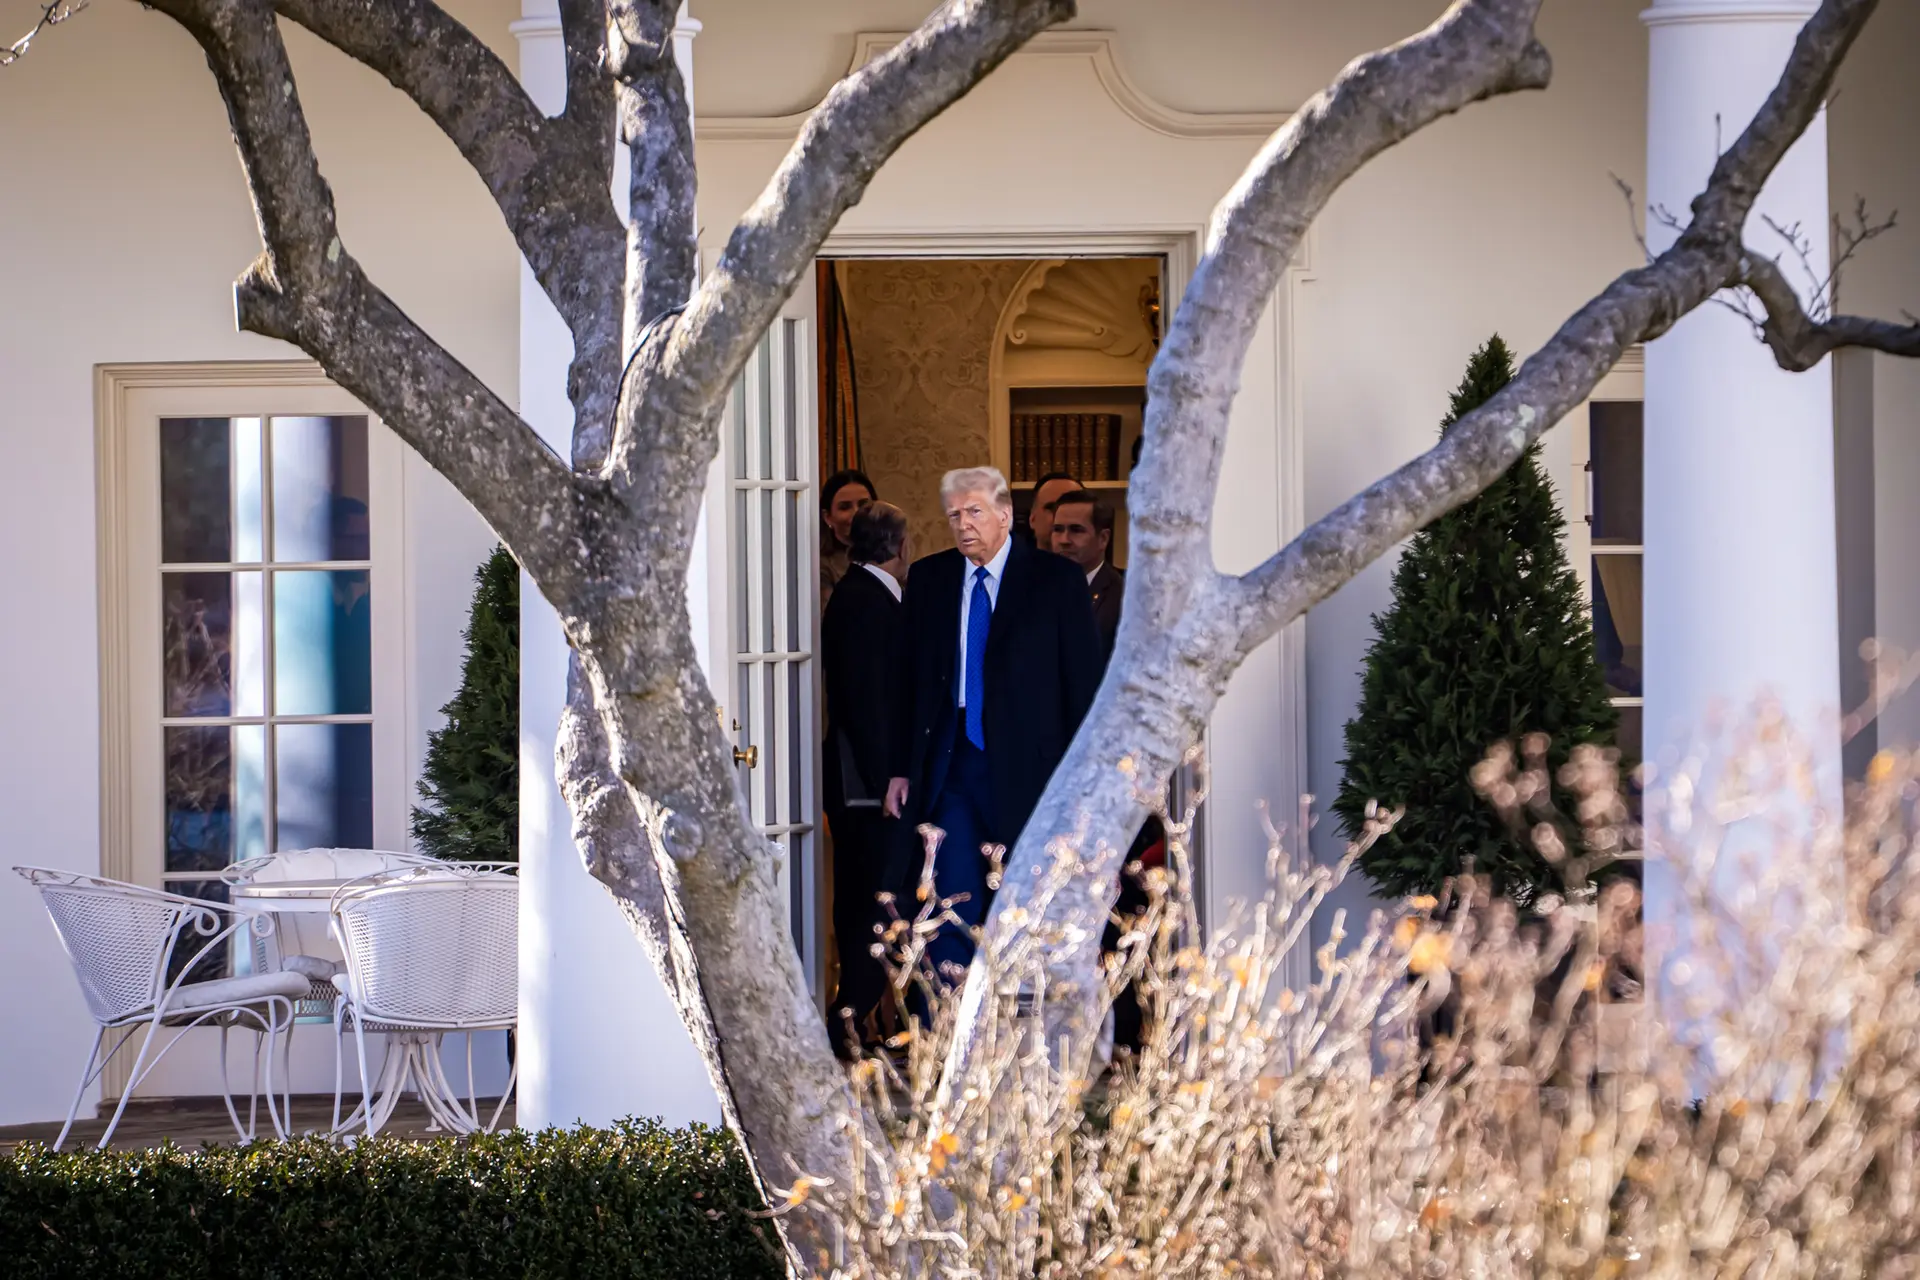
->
[327, 862, 519, 1137]
[220, 848, 443, 1019]
[15, 866, 309, 1150]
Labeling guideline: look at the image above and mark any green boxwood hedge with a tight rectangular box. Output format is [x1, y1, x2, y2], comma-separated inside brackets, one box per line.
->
[0, 1119, 781, 1279]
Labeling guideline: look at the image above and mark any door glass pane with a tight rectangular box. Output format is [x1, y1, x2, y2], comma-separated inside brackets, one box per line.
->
[275, 723, 374, 850]
[762, 663, 778, 821]
[273, 570, 372, 715]
[760, 489, 776, 653]
[1593, 553, 1643, 698]
[1615, 703, 1643, 765]
[783, 319, 800, 482]
[162, 879, 231, 985]
[788, 662, 804, 825]
[731, 378, 748, 481]
[233, 417, 264, 563]
[757, 338, 774, 482]
[271, 415, 370, 562]
[1615, 703, 1644, 825]
[1590, 402, 1643, 546]
[160, 418, 232, 564]
[232, 723, 269, 865]
[786, 492, 802, 654]
[165, 725, 235, 873]
[736, 663, 754, 785]
[163, 572, 233, 718]
[232, 571, 265, 717]
[734, 489, 751, 652]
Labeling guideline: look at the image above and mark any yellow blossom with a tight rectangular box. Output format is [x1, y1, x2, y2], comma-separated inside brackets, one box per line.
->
[1407, 932, 1452, 975]
[1869, 751, 1898, 785]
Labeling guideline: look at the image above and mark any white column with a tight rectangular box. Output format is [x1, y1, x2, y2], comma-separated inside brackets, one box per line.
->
[1642, 0, 1839, 792]
[512, 0, 719, 1131]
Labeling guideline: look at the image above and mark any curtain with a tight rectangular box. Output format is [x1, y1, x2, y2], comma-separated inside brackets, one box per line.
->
[817, 262, 862, 475]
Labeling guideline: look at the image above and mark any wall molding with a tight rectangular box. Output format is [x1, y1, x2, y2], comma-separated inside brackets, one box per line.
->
[697, 30, 1291, 143]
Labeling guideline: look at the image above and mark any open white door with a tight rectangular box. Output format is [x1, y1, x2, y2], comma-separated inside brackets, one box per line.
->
[720, 286, 823, 996]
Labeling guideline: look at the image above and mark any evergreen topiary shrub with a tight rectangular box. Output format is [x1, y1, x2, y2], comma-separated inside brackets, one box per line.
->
[0, 1120, 779, 1279]
[413, 545, 519, 863]
[1332, 336, 1621, 902]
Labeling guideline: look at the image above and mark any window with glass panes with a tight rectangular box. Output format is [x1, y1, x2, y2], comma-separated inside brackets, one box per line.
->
[1586, 401, 1643, 771]
[156, 415, 375, 903]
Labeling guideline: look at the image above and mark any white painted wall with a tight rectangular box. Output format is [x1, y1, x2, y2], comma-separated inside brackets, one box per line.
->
[0, 0, 517, 1124]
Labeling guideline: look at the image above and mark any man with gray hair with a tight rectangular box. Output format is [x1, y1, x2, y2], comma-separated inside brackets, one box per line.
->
[886, 465, 1102, 988]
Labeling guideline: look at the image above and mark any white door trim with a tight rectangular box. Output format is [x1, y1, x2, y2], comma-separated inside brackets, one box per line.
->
[95, 361, 410, 1098]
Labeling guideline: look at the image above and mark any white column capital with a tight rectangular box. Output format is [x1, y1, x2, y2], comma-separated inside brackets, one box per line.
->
[1642, 0, 1819, 28]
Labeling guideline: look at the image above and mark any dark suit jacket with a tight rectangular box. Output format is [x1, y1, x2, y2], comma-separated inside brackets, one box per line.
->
[822, 564, 905, 811]
[1087, 561, 1125, 668]
[891, 538, 1103, 849]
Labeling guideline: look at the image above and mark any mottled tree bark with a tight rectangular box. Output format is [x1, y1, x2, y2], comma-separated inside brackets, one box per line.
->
[115, 0, 1918, 1270]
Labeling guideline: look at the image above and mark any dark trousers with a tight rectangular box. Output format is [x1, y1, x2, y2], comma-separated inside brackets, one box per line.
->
[1101, 815, 1163, 1054]
[826, 805, 892, 1057]
[922, 727, 995, 989]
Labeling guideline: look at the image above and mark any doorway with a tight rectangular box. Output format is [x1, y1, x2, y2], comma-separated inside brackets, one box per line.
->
[717, 251, 1206, 1007]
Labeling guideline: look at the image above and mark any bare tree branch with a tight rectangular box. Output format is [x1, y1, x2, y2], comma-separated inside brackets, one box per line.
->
[1231, 0, 1879, 649]
[268, 0, 626, 469]
[948, 0, 1554, 1092]
[614, 0, 1076, 492]
[148, 0, 596, 604]
[2, 0, 86, 67]
[609, 0, 698, 331]
[558, 0, 617, 159]
[1740, 252, 1920, 371]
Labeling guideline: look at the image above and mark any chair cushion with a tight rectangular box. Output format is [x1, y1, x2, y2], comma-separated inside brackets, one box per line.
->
[281, 954, 343, 982]
[162, 970, 310, 1013]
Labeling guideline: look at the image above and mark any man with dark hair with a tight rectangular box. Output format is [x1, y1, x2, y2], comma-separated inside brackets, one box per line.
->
[821, 500, 909, 1058]
[1026, 470, 1081, 552]
[1049, 489, 1123, 664]
[1049, 486, 1156, 1059]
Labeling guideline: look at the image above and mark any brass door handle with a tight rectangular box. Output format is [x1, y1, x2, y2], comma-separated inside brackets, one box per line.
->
[734, 745, 759, 768]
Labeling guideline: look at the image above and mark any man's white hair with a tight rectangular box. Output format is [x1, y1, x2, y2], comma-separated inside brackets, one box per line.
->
[940, 466, 1012, 508]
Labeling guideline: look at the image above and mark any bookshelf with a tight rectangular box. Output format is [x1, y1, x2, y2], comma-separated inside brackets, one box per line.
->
[1005, 384, 1146, 566]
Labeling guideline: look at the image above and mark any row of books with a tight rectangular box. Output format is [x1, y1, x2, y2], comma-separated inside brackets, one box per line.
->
[1010, 413, 1125, 483]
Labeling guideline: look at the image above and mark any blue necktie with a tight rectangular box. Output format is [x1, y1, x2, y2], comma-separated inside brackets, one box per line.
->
[964, 565, 991, 749]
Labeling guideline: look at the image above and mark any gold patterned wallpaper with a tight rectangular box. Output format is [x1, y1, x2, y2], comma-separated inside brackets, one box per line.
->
[836, 259, 1032, 564]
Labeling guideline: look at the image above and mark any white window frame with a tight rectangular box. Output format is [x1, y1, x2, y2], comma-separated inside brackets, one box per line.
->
[97, 363, 410, 903]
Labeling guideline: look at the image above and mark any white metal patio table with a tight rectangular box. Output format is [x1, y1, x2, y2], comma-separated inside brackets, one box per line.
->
[228, 875, 476, 1137]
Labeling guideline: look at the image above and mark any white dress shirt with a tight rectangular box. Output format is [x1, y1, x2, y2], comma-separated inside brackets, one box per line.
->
[860, 561, 902, 602]
[956, 535, 1011, 708]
